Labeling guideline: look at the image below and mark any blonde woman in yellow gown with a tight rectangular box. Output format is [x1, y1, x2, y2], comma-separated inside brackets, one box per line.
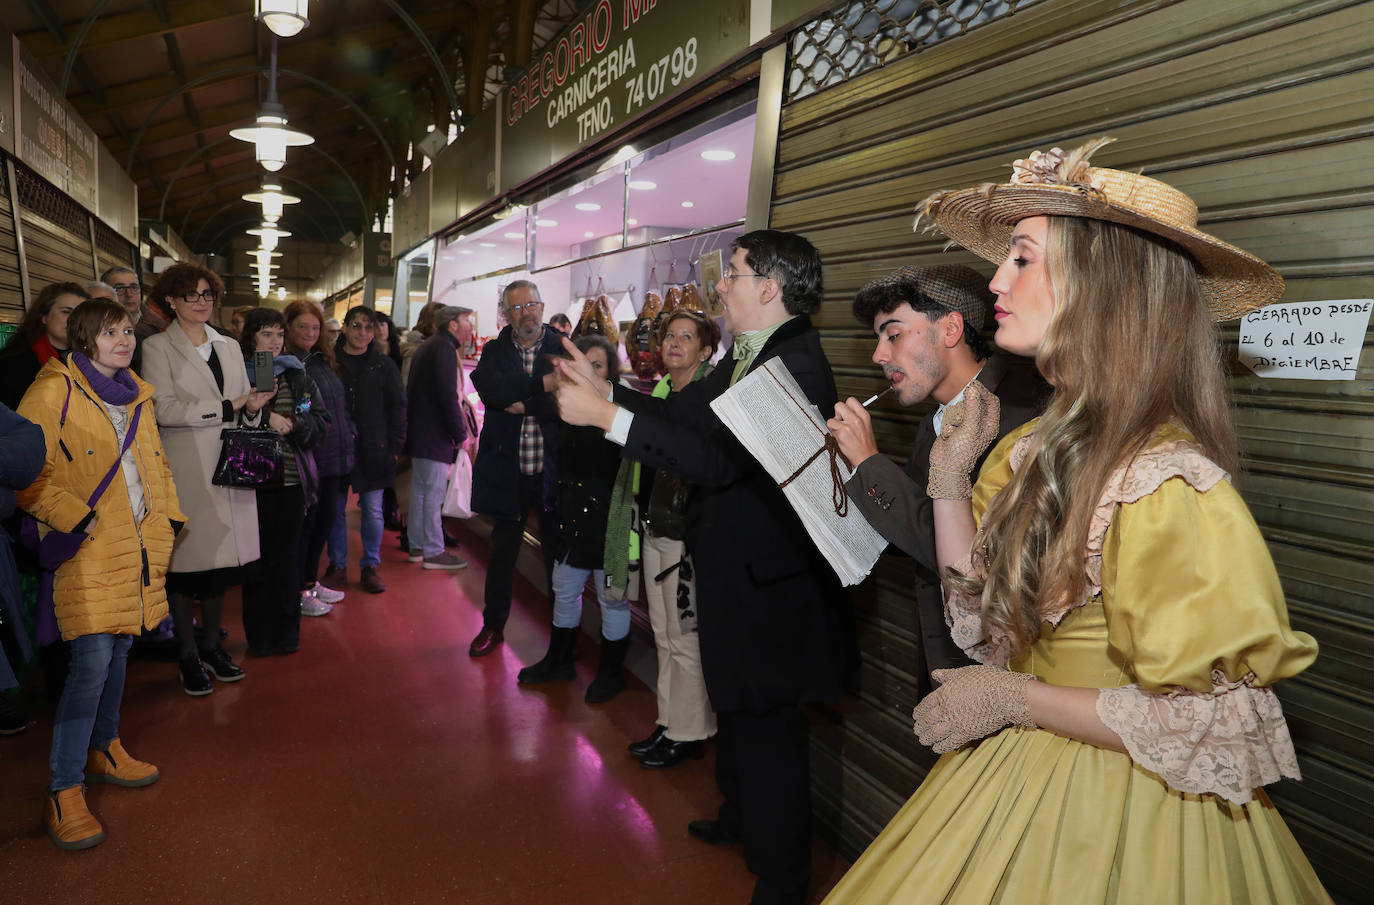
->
[822, 140, 1332, 905]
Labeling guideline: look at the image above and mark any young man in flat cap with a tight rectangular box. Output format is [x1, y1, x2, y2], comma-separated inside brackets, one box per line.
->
[827, 265, 1047, 698]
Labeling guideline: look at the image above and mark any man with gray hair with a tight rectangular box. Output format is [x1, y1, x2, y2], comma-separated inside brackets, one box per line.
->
[82, 281, 118, 303]
[467, 280, 563, 657]
[100, 266, 145, 320]
[826, 264, 1047, 697]
[404, 305, 473, 571]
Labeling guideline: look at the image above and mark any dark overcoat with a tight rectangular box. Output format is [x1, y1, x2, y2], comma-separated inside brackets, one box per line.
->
[613, 315, 856, 714]
[336, 345, 406, 492]
[469, 326, 563, 521]
[404, 330, 467, 463]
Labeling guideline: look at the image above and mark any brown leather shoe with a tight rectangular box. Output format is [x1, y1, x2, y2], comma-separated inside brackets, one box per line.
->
[468, 626, 504, 657]
[85, 738, 160, 787]
[321, 565, 348, 589]
[359, 566, 386, 594]
[44, 786, 105, 851]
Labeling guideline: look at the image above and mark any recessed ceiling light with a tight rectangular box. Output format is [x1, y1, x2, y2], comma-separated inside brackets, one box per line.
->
[700, 149, 735, 161]
[504, 231, 523, 239]
[575, 202, 601, 211]
[459, 249, 472, 255]
[627, 218, 638, 226]
[681, 201, 695, 208]
[535, 218, 557, 227]
[628, 180, 656, 191]
[478, 242, 496, 248]
[584, 231, 595, 238]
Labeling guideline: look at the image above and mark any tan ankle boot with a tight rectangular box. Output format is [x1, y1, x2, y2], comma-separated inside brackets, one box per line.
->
[44, 786, 105, 851]
[85, 738, 160, 787]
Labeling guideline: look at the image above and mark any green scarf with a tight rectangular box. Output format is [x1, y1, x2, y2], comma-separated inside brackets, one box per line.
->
[603, 360, 713, 600]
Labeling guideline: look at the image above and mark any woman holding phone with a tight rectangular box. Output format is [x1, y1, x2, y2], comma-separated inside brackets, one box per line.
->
[140, 264, 273, 696]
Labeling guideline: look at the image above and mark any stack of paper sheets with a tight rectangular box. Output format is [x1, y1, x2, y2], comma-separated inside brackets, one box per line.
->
[711, 359, 888, 586]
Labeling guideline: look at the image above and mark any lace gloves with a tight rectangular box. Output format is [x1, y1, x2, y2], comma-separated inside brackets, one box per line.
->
[913, 665, 1037, 753]
[928, 379, 1001, 500]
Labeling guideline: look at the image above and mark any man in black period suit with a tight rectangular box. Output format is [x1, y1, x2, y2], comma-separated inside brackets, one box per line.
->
[554, 230, 855, 905]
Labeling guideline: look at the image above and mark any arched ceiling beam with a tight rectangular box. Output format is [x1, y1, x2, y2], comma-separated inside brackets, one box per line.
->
[56, 3, 460, 147]
[175, 170, 350, 244]
[125, 65, 398, 175]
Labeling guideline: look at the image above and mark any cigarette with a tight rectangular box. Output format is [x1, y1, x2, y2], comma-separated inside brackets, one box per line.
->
[861, 386, 894, 408]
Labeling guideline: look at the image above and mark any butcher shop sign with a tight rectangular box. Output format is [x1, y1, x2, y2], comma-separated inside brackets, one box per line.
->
[500, 0, 751, 192]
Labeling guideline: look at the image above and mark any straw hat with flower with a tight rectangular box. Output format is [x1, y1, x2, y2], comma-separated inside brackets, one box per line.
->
[918, 137, 1283, 320]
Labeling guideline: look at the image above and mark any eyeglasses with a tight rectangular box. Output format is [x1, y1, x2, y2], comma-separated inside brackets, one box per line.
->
[182, 290, 219, 303]
[723, 264, 768, 282]
[508, 301, 544, 314]
[112, 283, 141, 296]
[345, 321, 375, 331]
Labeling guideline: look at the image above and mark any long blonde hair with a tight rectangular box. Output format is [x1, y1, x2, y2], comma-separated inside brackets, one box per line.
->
[953, 215, 1236, 656]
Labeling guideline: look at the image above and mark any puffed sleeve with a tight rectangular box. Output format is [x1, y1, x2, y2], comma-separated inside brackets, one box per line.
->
[1101, 478, 1317, 692]
[1095, 473, 1319, 803]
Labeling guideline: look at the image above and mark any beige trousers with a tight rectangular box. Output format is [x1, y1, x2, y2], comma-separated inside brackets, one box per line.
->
[642, 533, 716, 742]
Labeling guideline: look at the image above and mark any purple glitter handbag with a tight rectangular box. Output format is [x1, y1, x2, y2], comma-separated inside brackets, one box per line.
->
[211, 427, 285, 487]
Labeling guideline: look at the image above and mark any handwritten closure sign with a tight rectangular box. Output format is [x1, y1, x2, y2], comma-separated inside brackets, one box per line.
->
[1238, 299, 1372, 380]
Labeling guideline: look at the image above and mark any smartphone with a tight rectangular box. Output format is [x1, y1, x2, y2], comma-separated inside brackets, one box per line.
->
[252, 350, 275, 393]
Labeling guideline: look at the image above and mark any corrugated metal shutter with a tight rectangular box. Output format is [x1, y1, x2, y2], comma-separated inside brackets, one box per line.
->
[770, 1, 1373, 901]
[14, 163, 94, 290]
[93, 218, 135, 283]
[0, 157, 22, 322]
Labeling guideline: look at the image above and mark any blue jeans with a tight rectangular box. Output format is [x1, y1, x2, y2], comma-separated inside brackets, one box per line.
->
[551, 559, 629, 640]
[50, 633, 132, 792]
[408, 457, 451, 560]
[327, 487, 384, 569]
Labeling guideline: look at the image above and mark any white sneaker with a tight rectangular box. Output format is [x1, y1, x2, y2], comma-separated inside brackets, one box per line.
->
[310, 581, 345, 604]
[407, 550, 424, 563]
[299, 593, 334, 617]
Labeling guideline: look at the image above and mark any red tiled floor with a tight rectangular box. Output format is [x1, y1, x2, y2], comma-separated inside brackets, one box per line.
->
[0, 511, 847, 904]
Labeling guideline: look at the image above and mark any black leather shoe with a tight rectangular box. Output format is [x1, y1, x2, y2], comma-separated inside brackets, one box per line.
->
[628, 726, 667, 757]
[200, 646, 245, 682]
[468, 626, 504, 657]
[178, 655, 212, 697]
[688, 819, 741, 846]
[640, 738, 704, 769]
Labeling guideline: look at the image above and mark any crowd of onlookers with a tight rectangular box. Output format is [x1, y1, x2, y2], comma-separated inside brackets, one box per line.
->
[0, 262, 727, 855]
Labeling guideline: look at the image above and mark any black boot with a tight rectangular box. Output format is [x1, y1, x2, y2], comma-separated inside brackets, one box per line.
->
[517, 626, 577, 684]
[584, 636, 629, 703]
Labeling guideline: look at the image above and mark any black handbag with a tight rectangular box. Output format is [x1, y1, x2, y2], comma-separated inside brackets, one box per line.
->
[212, 428, 285, 487]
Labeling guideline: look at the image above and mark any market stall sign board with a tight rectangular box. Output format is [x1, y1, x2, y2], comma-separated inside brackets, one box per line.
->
[500, 0, 751, 192]
[0, 36, 13, 157]
[12, 37, 98, 211]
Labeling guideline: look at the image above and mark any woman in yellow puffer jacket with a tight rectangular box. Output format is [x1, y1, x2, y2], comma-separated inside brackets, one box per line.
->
[17, 298, 185, 852]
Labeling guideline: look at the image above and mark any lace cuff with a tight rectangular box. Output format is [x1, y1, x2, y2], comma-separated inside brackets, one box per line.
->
[1096, 670, 1301, 804]
[943, 552, 1010, 668]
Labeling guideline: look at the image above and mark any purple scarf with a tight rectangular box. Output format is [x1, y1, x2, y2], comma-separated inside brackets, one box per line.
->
[71, 351, 139, 405]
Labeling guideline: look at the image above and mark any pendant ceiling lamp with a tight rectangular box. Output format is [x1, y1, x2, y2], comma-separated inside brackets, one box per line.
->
[247, 221, 292, 251]
[230, 37, 313, 172]
[255, 0, 310, 39]
[242, 180, 301, 223]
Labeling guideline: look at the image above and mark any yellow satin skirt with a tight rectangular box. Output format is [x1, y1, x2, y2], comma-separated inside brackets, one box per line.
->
[821, 727, 1332, 905]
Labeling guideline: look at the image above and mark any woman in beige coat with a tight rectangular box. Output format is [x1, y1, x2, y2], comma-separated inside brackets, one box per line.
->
[139, 263, 273, 696]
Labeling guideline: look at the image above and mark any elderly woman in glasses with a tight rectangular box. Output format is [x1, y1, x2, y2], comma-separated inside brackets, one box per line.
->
[140, 264, 274, 697]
